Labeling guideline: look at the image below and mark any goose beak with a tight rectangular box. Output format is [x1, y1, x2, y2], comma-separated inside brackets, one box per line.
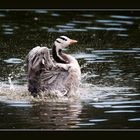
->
[69, 39, 78, 45]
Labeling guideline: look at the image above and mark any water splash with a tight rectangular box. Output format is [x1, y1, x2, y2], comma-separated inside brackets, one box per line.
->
[0, 71, 136, 106]
[0, 82, 79, 104]
[8, 75, 15, 91]
[79, 72, 136, 103]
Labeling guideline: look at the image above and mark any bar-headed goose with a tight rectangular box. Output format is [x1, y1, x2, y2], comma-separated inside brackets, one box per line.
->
[26, 36, 81, 97]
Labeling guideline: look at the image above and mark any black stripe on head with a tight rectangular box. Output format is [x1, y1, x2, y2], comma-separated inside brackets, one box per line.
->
[52, 45, 67, 64]
[56, 40, 61, 43]
[59, 36, 67, 41]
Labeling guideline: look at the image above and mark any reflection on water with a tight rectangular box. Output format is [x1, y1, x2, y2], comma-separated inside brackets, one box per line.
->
[0, 10, 140, 129]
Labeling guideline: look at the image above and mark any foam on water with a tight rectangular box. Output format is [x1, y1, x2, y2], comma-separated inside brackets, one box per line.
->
[79, 83, 134, 103]
[0, 72, 135, 106]
[0, 81, 80, 104]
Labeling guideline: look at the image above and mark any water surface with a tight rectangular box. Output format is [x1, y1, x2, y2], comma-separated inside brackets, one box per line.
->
[0, 10, 140, 129]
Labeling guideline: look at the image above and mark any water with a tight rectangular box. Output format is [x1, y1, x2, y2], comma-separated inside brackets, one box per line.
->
[0, 10, 140, 129]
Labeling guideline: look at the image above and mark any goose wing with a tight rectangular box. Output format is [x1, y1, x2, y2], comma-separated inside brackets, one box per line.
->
[40, 64, 69, 93]
[26, 46, 69, 96]
[26, 46, 54, 96]
[26, 46, 54, 73]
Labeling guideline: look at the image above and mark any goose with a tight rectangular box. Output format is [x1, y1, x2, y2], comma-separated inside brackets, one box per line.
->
[26, 36, 81, 97]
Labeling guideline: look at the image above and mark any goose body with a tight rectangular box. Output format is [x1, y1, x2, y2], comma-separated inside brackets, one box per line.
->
[26, 36, 81, 97]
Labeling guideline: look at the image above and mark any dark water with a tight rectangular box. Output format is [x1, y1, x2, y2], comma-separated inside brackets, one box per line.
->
[0, 10, 140, 130]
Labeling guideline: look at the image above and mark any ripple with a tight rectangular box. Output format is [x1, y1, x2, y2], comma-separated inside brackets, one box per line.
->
[91, 100, 140, 106]
[111, 69, 123, 72]
[47, 28, 57, 32]
[3, 32, 13, 35]
[120, 93, 139, 96]
[88, 60, 114, 63]
[117, 34, 129, 37]
[73, 20, 92, 24]
[132, 48, 140, 51]
[3, 29, 14, 35]
[34, 9, 48, 14]
[105, 110, 136, 113]
[81, 14, 94, 17]
[96, 19, 115, 23]
[83, 74, 99, 79]
[96, 19, 133, 25]
[77, 123, 96, 126]
[3, 28, 14, 32]
[86, 26, 127, 31]
[40, 27, 48, 30]
[51, 13, 60, 17]
[72, 53, 97, 59]
[128, 118, 140, 121]
[86, 27, 106, 30]
[86, 48, 95, 51]
[89, 119, 108, 122]
[47, 28, 66, 33]
[63, 28, 87, 32]
[0, 13, 5, 17]
[111, 105, 140, 109]
[93, 105, 111, 108]
[104, 23, 122, 26]
[110, 15, 140, 20]
[0, 95, 32, 107]
[134, 77, 140, 80]
[107, 27, 127, 31]
[84, 58, 96, 61]
[4, 58, 23, 64]
[93, 49, 137, 53]
[56, 25, 74, 29]
[1, 24, 11, 28]
[134, 57, 140, 60]
[66, 23, 76, 26]
[79, 85, 135, 104]
[8, 103, 32, 107]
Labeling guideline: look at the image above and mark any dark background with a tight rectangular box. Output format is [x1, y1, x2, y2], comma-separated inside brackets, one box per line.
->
[0, 0, 140, 139]
[0, 0, 140, 9]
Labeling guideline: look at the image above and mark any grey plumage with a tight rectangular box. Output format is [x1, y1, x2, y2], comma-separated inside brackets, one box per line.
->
[26, 36, 81, 97]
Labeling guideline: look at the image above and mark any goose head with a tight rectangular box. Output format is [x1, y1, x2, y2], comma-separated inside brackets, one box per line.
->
[54, 36, 78, 49]
[53, 36, 78, 64]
